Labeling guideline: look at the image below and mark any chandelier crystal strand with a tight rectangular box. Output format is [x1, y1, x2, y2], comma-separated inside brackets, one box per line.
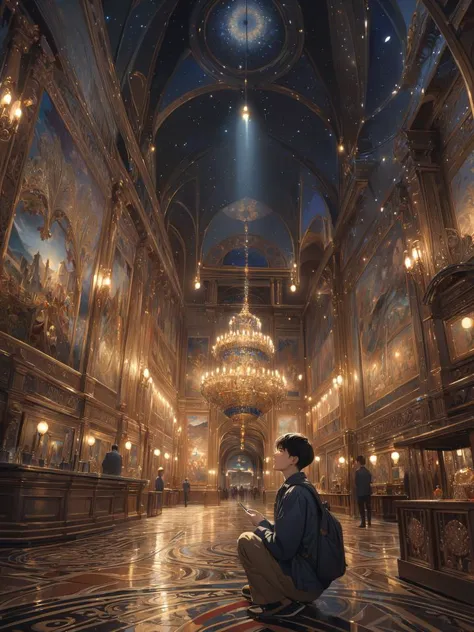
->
[201, 216, 286, 447]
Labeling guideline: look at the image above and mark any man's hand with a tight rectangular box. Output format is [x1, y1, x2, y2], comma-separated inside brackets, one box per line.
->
[246, 509, 266, 526]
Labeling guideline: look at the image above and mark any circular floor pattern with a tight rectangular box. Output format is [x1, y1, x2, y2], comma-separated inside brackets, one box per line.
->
[1, 583, 473, 632]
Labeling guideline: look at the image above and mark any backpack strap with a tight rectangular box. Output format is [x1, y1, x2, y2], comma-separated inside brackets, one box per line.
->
[287, 481, 329, 536]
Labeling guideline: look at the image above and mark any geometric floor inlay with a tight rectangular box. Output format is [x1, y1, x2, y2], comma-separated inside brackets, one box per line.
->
[0, 500, 473, 631]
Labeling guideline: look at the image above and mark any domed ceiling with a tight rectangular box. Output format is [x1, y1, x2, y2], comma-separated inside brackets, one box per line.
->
[101, 0, 418, 297]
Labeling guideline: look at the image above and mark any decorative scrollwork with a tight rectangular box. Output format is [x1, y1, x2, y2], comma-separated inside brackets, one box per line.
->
[444, 519, 470, 558]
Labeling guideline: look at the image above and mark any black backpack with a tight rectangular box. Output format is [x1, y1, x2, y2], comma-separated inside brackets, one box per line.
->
[290, 480, 347, 588]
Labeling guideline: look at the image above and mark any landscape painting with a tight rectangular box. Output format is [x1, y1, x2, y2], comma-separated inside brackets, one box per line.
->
[0, 91, 105, 369]
[186, 414, 208, 484]
[451, 148, 474, 240]
[94, 247, 132, 390]
[185, 337, 209, 397]
[355, 223, 417, 406]
[277, 337, 300, 397]
[277, 414, 298, 436]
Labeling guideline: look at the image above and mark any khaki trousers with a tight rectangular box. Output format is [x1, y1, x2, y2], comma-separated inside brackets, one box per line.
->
[237, 531, 322, 605]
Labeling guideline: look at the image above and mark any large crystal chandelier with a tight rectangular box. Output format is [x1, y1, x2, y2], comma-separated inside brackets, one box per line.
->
[201, 223, 286, 449]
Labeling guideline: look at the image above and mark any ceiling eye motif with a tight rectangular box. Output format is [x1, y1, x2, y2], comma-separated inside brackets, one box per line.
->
[190, 0, 304, 85]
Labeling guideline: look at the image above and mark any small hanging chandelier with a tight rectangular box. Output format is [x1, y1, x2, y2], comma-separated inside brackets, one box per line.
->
[201, 222, 286, 441]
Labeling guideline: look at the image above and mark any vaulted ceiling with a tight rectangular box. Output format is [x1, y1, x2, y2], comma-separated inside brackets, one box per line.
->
[101, 0, 417, 296]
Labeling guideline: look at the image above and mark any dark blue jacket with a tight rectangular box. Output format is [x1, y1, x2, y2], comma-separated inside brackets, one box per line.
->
[183, 481, 190, 493]
[155, 476, 164, 492]
[355, 466, 372, 497]
[101, 450, 122, 476]
[255, 472, 324, 592]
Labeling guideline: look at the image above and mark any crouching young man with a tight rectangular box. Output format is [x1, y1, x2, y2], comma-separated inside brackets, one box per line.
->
[237, 433, 325, 619]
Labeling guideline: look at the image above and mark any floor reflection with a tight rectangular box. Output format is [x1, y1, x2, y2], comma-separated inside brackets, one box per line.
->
[0, 500, 473, 630]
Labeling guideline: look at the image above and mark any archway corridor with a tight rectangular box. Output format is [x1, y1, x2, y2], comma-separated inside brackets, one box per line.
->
[0, 502, 472, 631]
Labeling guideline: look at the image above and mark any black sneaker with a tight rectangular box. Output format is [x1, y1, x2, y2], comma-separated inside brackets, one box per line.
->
[359, 524, 366, 528]
[247, 601, 306, 619]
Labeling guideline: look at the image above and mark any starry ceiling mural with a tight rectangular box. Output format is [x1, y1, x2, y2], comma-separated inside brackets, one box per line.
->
[101, 0, 418, 294]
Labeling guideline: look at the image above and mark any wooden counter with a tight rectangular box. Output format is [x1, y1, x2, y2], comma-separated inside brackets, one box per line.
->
[0, 463, 148, 545]
[396, 499, 474, 605]
[372, 494, 407, 521]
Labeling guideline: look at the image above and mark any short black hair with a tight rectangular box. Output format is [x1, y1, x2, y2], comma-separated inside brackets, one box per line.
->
[276, 433, 314, 470]
[356, 455, 366, 466]
[112, 444, 119, 451]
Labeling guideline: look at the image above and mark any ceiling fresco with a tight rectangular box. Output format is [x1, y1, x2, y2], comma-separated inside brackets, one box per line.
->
[100, 0, 420, 296]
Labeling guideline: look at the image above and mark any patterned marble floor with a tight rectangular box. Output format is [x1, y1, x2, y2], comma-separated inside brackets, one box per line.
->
[0, 500, 473, 631]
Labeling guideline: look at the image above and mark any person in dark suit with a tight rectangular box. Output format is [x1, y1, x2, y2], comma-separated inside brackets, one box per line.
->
[355, 455, 372, 527]
[155, 466, 165, 492]
[182, 478, 191, 506]
[102, 444, 122, 476]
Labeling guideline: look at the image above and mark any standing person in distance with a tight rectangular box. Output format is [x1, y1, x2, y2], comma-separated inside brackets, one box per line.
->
[155, 466, 165, 492]
[182, 477, 191, 507]
[355, 455, 372, 527]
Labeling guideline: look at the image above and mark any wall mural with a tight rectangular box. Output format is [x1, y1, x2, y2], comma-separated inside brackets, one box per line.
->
[355, 222, 417, 406]
[446, 311, 474, 362]
[94, 245, 132, 390]
[451, 147, 474, 240]
[0, 91, 105, 369]
[277, 337, 300, 397]
[186, 413, 208, 484]
[277, 414, 298, 436]
[185, 336, 209, 397]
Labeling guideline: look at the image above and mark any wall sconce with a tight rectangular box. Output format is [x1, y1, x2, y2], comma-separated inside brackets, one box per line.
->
[208, 469, 215, 475]
[36, 421, 49, 467]
[164, 452, 170, 460]
[265, 470, 270, 475]
[154, 448, 161, 457]
[125, 441, 132, 450]
[391, 451, 400, 464]
[338, 456, 346, 465]
[298, 374, 303, 381]
[0, 81, 23, 142]
[369, 454, 377, 465]
[315, 456, 321, 462]
[37, 421, 49, 436]
[178, 426, 182, 434]
[174, 456, 178, 461]
[265, 456, 270, 463]
[462, 316, 473, 330]
[141, 367, 153, 388]
[404, 240, 425, 286]
[87, 436, 96, 447]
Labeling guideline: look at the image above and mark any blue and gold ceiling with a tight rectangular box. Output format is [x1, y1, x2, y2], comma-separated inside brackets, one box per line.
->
[101, 0, 418, 293]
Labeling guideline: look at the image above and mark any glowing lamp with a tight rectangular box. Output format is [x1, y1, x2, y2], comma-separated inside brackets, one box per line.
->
[37, 421, 49, 435]
[391, 451, 400, 464]
[369, 454, 377, 464]
[337, 374, 343, 385]
[290, 283, 297, 292]
[154, 449, 161, 457]
[298, 374, 303, 381]
[338, 456, 346, 465]
[315, 456, 321, 462]
[404, 256, 413, 270]
[1, 92, 12, 105]
[87, 436, 96, 447]
[143, 367, 150, 380]
[125, 441, 132, 450]
[194, 280, 201, 290]
[164, 452, 170, 460]
[462, 317, 473, 330]
[13, 106, 22, 119]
